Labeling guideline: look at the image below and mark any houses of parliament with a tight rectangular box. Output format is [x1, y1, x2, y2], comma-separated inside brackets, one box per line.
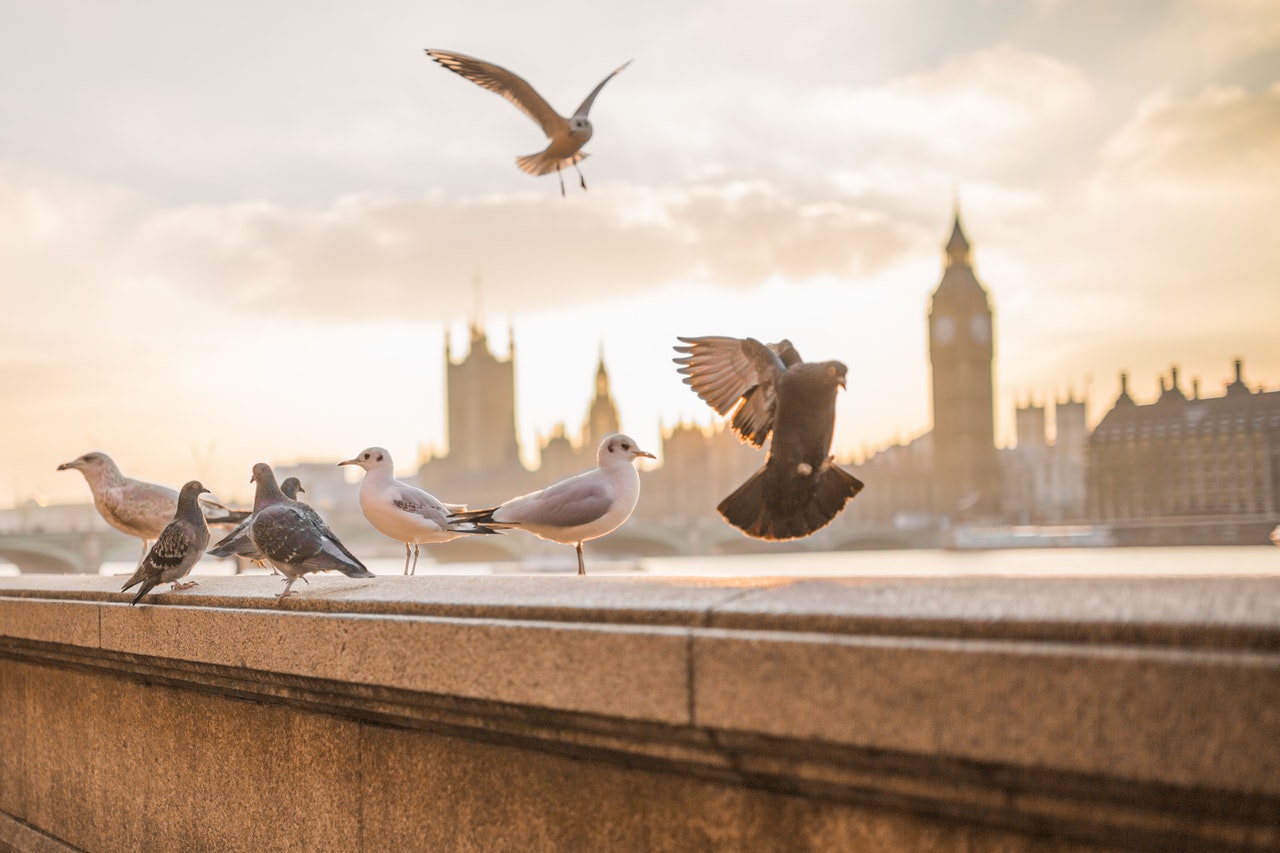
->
[378, 207, 1278, 550]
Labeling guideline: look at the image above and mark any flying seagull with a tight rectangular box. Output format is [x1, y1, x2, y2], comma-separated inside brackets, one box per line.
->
[245, 463, 374, 600]
[425, 48, 631, 196]
[57, 451, 249, 563]
[120, 480, 211, 605]
[207, 476, 304, 571]
[673, 336, 865, 541]
[452, 433, 654, 575]
[339, 446, 496, 576]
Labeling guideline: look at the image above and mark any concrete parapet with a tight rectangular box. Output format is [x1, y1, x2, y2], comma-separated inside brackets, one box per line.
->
[1, 572, 1278, 851]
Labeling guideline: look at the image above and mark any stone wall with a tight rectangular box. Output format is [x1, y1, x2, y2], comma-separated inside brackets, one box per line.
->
[1, 573, 1278, 852]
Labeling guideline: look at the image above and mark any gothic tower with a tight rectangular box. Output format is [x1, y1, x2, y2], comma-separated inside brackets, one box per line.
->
[927, 205, 1001, 517]
[444, 321, 523, 474]
[583, 348, 621, 449]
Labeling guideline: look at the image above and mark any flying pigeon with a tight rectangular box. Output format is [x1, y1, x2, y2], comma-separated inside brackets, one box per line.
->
[673, 336, 865, 540]
[57, 451, 249, 563]
[339, 446, 496, 576]
[425, 48, 631, 196]
[120, 480, 211, 605]
[245, 463, 374, 600]
[207, 476, 304, 570]
[452, 433, 654, 575]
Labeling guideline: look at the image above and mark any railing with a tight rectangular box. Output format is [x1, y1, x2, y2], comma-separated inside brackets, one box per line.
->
[2, 572, 1278, 852]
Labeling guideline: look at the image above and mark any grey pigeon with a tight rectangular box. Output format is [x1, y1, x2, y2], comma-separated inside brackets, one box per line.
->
[426, 49, 631, 196]
[339, 446, 496, 576]
[120, 480, 211, 605]
[674, 336, 865, 540]
[452, 433, 654, 575]
[245, 463, 374, 599]
[57, 451, 250, 563]
[208, 476, 304, 570]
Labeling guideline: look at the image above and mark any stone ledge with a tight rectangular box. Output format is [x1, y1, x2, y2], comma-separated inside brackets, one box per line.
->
[2, 573, 1280, 851]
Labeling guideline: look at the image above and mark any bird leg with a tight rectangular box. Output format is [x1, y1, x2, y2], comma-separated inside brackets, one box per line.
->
[411, 543, 421, 576]
[557, 164, 566, 197]
[170, 580, 199, 591]
[574, 161, 587, 191]
[403, 543, 412, 575]
[576, 542, 586, 576]
[276, 577, 298, 600]
[137, 540, 150, 567]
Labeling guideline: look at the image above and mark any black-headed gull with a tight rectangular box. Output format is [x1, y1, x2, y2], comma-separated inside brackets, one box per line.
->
[425, 48, 631, 196]
[339, 446, 494, 575]
[674, 336, 864, 541]
[452, 433, 654, 575]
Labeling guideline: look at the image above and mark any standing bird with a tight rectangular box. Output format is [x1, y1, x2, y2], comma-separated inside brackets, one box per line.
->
[339, 446, 493, 576]
[57, 451, 249, 563]
[674, 336, 865, 541]
[452, 433, 654, 575]
[120, 480, 211, 605]
[245, 463, 374, 600]
[207, 476, 305, 570]
[425, 49, 631, 196]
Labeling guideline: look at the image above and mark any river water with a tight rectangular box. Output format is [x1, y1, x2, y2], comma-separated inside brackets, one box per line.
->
[19, 544, 1270, 581]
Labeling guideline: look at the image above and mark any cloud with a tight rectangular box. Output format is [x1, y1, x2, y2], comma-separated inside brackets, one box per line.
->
[1099, 83, 1280, 194]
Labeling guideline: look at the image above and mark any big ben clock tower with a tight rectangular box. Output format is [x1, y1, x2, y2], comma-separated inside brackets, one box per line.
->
[928, 205, 1001, 518]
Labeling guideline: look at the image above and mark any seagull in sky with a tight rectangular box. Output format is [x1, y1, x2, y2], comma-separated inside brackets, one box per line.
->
[674, 336, 865, 541]
[451, 433, 654, 575]
[120, 480, 210, 605]
[57, 451, 249, 564]
[339, 446, 495, 576]
[245, 463, 374, 600]
[425, 48, 631, 196]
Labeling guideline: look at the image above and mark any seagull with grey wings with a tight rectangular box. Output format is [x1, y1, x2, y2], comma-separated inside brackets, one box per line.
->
[120, 480, 210, 605]
[57, 451, 250, 563]
[207, 476, 304, 571]
[243, 463, 373, 600]
[425, 49, 631, 196]
[339, 446, 497, 576]
[673, 336, 865, 541]
[451, 433, 654, 575]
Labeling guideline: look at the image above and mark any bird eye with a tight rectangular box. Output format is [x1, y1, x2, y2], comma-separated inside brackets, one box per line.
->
[376, 453, 383, 462]
[621, 442, 631, 450]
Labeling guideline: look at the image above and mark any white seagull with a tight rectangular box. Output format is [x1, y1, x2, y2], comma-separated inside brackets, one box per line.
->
[425, 48, 631, 196]
[339, 446, 492, 576]
[57, 451, 249, 564]
[452, 433, 655, 575]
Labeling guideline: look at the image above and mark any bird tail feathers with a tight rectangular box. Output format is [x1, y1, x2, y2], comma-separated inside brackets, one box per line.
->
[516, 150, 588, 177]
[718, 461, 865, 542]
[449, 508, 513, 535]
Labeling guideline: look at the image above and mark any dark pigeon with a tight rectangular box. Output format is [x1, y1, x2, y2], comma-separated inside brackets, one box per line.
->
[245, 463, 373, 600]
[674, 335, 865, 541]
[208, 476, 304, 567]
[120, 480, 211, 605]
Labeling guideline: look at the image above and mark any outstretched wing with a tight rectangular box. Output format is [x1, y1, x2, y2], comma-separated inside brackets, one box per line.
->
[572, 59, 632, 118]
[673, 336, 792, 447]
[427, 49, 565, 139]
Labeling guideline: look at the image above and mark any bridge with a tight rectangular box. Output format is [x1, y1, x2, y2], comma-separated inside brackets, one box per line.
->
[0, 530, 139, 575]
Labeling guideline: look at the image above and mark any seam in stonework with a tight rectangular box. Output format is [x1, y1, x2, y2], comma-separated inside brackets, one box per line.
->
[687, 587, 758, 730]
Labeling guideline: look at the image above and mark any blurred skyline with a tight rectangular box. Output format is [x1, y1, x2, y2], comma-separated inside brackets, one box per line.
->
[2, 0, 1278, 507]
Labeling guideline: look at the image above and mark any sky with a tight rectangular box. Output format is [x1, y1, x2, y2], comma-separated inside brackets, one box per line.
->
[1, 0, 1278, 508]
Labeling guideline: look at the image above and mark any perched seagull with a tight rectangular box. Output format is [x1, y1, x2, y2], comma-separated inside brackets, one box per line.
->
[245, 463, 374, 600]
[452, 433, 654, 575]
[57, 451, 249, 563]
[207, 476, 305, 570]
[674, 336, 865, 541]
[339, 446, 494, 576]
[425, 48, 631, 196]
[120, 480, 211, 605]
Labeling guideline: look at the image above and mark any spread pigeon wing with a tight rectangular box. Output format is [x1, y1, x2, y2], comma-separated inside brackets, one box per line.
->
[426, 49, 564, 139]
[674, 335, 791, 447]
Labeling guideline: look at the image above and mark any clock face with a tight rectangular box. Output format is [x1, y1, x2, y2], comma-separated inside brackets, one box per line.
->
[970, 314, 990, 343]
[933, 315, 955, 344]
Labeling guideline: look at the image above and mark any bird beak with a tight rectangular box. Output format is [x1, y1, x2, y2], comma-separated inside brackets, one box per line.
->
[337, 459, 356, 467]
[56, 461, 76, 471]
[838, 376, 847, 390]
[636, 450, 656, 459]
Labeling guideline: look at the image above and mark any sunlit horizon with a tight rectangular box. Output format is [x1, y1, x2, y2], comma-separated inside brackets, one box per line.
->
[2, 0, 1277, 508]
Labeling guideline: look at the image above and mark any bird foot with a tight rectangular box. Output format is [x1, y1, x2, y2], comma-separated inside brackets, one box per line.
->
[274, 590, 296, 600]
[796, 462, 813, 476]
[170, 580, 199, 591]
